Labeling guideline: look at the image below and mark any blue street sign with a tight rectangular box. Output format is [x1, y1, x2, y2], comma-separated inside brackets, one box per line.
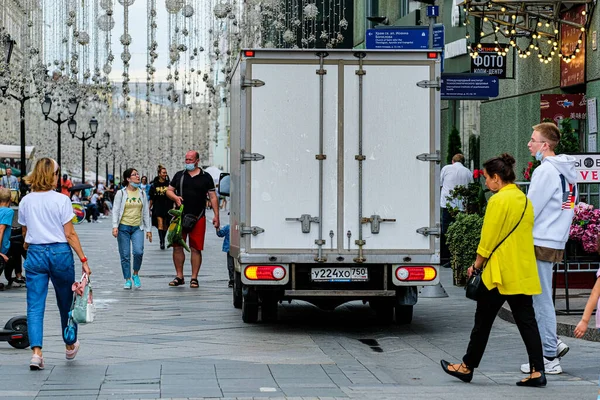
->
[366, 25, 444, 50]
[441, 74, 500, 100]
[426, 6, 439, 17]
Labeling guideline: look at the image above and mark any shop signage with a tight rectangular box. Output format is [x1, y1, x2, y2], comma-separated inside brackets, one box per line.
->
[560, 5, 586, 88]
[573, 154, 600, 183]
[540, 93, 586, 123]
[470, 46, 507, 78]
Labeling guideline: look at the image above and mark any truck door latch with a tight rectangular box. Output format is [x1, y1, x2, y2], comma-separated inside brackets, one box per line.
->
[242, 79, 265, 88]
[240, 149, 265, 163]
[416, 77, 441, 90]
[240, 225, 265, 236]
[416, 226, 441, 237]
[416, 151, 441, 164]
[285, 214, 319, 233]
[360, 215, 396, 234]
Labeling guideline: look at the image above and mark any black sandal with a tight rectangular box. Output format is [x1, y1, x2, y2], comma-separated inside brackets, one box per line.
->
[190, 278, 199, 288]
[169, 277, 185, 287]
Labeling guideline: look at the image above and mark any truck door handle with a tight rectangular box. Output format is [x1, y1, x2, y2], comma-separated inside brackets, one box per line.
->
[360, 215, 396, 234]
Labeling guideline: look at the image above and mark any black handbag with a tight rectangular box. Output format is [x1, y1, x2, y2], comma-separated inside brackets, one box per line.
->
[465, 197, 528, 301]
[179, 171, 198, 232]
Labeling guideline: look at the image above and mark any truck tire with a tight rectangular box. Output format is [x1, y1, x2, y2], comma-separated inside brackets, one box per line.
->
[395, 305, 413, 325]
[242, 286, 259, 323]
[261, 299, 278, 323]
[232, 271, 242, 309]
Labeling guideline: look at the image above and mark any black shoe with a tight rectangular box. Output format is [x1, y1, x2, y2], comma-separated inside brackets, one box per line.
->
[228, 281, 234, 288]
[516, 371, 546, 387]
[440, 360, 473, 383]
[12, 278, 26, 288]
[160, 244, 165, 250]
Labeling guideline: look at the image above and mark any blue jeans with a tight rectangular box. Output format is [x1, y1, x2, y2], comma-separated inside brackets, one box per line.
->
[24, 243, 76, 348]
[117, 224, 144, 279]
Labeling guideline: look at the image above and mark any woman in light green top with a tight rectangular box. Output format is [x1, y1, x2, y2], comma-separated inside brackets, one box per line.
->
[111, 168, 152, 289]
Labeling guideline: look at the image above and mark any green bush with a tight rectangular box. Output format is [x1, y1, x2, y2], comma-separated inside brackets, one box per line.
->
[447, 126, 462, 164]
[446, 213, 484, 285]
[555, 118, 580, 154]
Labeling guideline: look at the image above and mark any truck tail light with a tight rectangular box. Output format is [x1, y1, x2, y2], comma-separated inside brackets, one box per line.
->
[244, 50, 256, 57]
[427, 52, 438, 59]
[395, 266, 437, 281]
[245, 265, 286, 281]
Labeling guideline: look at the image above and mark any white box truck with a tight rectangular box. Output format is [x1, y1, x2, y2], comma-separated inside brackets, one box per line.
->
[226, 49, 442, 324]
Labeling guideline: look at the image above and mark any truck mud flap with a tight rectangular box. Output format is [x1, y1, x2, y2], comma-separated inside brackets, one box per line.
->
[396, 286, 418, 306]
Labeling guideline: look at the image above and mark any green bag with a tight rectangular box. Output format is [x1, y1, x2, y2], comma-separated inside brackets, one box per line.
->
[71, 273, 95, 324]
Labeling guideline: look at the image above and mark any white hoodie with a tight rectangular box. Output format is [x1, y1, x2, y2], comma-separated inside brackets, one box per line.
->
[527, 154, 577, 250]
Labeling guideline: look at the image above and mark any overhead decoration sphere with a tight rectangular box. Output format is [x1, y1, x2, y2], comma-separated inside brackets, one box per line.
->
[304, 3, 319, 19]
[121, 51, 131, 62]
[77, 32, 90, 45]
[100, 0, 112, 10]
[118, 0, 135, 6]
[103, 64, 112, 74]
[339, 18, 348, 29]
[120, 33, 132, 45]
[182, 5, 194, 17]
[165, 0, 184, 14]
[213, 2, 231, 19]
[283, 30, 295, 43]
[98, 14, 115, 31]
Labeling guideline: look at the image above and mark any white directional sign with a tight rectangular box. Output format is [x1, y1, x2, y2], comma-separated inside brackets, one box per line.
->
[573, 153, 600, 182]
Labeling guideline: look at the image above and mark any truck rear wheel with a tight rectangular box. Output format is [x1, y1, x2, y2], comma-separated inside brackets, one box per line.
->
[395, 305, 413, 324]
[233, 271, 242, 309]
[242, 286, 259, 323]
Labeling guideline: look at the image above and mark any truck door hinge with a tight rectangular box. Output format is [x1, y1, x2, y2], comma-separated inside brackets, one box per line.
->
[417, 77, 441, 90]
[285, 214, 319, 234]
[416, 151, 441, 164]
[240, 225, 265, 236]
[240, 149, 265, 163]
[416, 226, 441, 237]
[242, 79, 265, 88]
[360, 215, 396, 234]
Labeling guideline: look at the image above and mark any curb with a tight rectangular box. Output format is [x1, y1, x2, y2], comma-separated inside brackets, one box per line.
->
[498, 305, 600, 342]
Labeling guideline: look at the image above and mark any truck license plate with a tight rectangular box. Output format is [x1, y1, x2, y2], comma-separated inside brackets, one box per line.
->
[311, 267, 368, 282]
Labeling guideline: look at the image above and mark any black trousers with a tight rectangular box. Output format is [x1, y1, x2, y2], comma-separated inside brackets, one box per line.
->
[440, 208, 454, 263]
[226, 252, 234, 281]
[463, 287, 544, 373]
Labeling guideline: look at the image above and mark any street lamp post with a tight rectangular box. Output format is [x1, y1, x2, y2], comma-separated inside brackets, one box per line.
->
[0, 82, 31, 177]
[41, 95, 80, 168]
[89, 131, 110, 188]
[72, 117, 99, 184]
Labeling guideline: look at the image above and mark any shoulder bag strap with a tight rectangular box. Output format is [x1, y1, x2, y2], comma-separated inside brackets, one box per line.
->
[179, 170, 186, 200]
[482, 197, 528, 270]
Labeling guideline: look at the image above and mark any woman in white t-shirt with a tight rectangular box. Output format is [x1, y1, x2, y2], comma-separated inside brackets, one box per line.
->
[18, 158, 91, 371]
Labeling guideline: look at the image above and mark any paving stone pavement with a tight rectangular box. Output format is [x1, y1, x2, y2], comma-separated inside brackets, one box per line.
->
[0, 210, 599, 399]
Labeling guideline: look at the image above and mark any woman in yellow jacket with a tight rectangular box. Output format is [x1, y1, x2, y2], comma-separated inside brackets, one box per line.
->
[440, 153, 546, 387]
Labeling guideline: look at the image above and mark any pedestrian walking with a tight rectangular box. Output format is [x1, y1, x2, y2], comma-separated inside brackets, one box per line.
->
[440, 153, 473, 266]
[440, 153, 546, 387]
[112, 168, 152, 289]
[0, 188, 14, 290]
[520, 122, 577, 375]
[149, 165, 173, 250]
[60, 174, 73, 196]
[166, 151, 219, 288]
[18, 158, 91, 370]
[216, 224, 233, 287]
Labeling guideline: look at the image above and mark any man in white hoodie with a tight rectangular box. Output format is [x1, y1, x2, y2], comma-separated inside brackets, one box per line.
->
[520, 122, 577, 375]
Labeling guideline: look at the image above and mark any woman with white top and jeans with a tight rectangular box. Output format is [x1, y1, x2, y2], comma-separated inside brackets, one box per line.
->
[112, 168, 152, 289]
[19, 158, 91, 370]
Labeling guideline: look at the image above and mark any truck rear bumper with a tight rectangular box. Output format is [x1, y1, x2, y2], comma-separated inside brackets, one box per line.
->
[283, 289, 396, 297]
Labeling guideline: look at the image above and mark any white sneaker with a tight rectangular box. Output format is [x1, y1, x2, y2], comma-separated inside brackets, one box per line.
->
[557, 339, 570, 358]
[520, 357, 562, 374]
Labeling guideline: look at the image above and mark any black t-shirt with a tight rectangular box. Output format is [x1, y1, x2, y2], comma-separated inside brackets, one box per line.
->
[170, 169, 215, 218]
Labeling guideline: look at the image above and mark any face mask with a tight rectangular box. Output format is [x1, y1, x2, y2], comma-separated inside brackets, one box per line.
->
[535, 150, 544, 161]
[185, 163, 196, 171]
[130, 182, 141, 189]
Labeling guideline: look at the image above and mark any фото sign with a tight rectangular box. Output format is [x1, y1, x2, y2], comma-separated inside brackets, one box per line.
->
[573, 154, 600, 183]
[540, 93, 587, 124]
[470, 46, 507, 78]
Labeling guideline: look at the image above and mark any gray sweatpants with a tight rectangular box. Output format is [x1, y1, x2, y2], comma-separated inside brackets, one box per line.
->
[532, 259, 557, 357]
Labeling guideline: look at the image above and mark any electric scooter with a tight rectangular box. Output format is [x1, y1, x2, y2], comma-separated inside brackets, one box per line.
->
[0, 316, 29, 349]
